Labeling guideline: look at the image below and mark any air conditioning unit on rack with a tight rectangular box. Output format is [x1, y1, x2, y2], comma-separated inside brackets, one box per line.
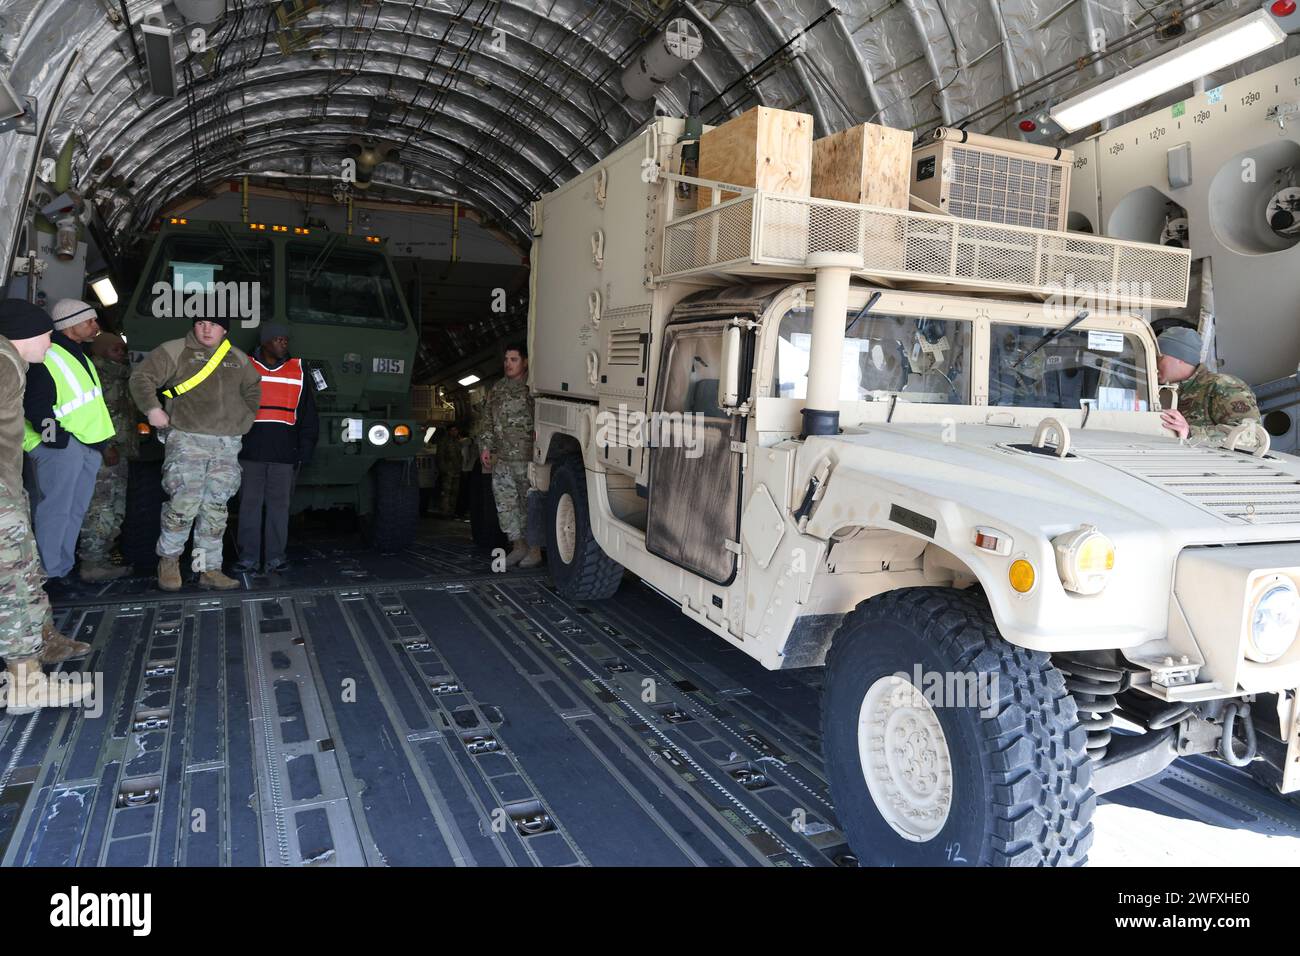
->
[911, 128, 1073, 231]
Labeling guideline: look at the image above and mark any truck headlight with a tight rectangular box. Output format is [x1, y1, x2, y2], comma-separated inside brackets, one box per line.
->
[1052, 525, 1114, 595]
[368, 423, 391, 446]
[393, 424, 411, 444]
[1247, 579, 1300, 663]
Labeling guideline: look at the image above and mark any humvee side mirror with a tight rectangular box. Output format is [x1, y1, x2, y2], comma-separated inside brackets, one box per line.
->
[720, 325, 742, 409]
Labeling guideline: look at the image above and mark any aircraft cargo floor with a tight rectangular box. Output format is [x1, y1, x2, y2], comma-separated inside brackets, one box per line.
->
[3, 529, 1298, 867]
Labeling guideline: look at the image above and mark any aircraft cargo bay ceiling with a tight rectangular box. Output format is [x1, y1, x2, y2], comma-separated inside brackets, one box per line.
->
[1, 0, 1295, 381]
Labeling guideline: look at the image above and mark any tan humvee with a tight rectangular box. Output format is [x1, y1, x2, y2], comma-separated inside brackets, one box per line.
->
[524, 117, 1300, 866]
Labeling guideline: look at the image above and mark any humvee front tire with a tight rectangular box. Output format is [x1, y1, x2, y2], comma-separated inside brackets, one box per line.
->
[822, 588, 1095, 866]
[366, 461, 420, 553]
[545, 457, 623, 600]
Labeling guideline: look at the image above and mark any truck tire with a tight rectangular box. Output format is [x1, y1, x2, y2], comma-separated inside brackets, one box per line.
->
[545, 457, 623, 600]
[121, 459, 164, 568]
[822, 587, 1095, 866]
[366, 461, 419, 553]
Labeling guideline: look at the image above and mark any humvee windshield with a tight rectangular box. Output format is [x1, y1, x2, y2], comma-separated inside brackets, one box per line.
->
[137, 233, 274, 316]
[286, 243, 405, 330]
[989, 323, 1150, 410]
[773, 308, 972, 403]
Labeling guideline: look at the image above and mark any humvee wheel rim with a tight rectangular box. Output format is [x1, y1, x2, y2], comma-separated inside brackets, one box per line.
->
[858, 674, 953, 842]
[556, 493, 577, 565]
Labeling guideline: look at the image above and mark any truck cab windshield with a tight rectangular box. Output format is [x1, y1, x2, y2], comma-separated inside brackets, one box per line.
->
[989, 324, 1150, 410]
[138, 233, 274, 317]
[286, 243, 406, 330]
[773, 308, 972, 404]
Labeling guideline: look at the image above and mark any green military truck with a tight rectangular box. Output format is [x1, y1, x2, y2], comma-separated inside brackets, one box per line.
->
[120, 218, 422, 561]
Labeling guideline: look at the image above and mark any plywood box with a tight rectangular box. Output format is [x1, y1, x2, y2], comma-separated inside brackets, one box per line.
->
[811, 123, 913, 209]
[696, 106, 813, 208]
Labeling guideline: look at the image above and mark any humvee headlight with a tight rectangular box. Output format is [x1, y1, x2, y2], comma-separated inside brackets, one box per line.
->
[368, 424, 391, 446]
[1247, 579, 1300, 663]
[1052, 526, 1115, 595]
[393, 424, 411, 444]
[1009, 559, 1036, 594]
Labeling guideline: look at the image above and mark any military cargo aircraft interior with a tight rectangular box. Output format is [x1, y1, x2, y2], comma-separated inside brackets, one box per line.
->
[2, 0, 1300, 906]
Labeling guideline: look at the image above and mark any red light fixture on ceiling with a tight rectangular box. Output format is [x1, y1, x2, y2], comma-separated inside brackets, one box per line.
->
[1018, 118, 1037, 133]
[1273, 0, 1296, 17]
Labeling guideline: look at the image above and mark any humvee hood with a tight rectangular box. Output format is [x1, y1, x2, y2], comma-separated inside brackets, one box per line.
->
[818, 423, 1300, 542]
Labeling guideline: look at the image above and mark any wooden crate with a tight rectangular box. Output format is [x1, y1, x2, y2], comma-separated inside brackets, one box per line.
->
[696, 106, 813, 209]
[810, 123, 913, 209]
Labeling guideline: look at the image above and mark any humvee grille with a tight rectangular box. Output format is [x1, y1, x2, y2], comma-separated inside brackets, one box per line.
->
[1079, 446, 1300, 524]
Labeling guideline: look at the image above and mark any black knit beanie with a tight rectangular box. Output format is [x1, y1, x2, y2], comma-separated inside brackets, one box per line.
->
[0, 299, 54, 341]
[193, 314, 231, 332]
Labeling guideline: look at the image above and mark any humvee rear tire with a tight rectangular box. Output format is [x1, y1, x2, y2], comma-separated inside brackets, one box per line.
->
[822, 587, 1095, 866]
[366, 461, 419, 553]
[545, 457, 623, 601]
[122, 459, 164, 567]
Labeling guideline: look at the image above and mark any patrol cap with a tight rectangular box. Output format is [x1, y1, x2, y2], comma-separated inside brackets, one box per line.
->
[1156, 326, 1203, 367]
[0, 298, 54, 340]
[50, 298, 98, 331]
[260, 322, 289, 343]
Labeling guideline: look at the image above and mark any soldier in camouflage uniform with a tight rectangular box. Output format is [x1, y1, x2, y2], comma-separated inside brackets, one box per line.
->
[130, 316, 261, 592]
[479, 344, 542, 568]
[1156, 327, 1261, 444]
[0, 300, 94, 713]
[77, 332, 137, 581]
[435, 423, 463, 515]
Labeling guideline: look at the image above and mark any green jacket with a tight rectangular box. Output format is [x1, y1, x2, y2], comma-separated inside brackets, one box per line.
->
[129, 330, 262, 437]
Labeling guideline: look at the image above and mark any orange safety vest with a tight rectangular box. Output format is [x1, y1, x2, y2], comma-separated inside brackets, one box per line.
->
[251, 357, 304, 425]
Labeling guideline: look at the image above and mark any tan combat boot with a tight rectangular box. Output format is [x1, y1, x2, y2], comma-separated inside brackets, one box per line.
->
[518, 546, 544, 569]
[3, 656, 95, 715]
[505, 540, 529, 567]
[158, 555, 182, 591]
[80, 561, 130, 583]
[39, 622, 91, 664]
[198, 569, 240, 590]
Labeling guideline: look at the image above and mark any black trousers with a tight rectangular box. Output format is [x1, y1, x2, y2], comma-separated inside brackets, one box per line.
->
[237, 461, 295, 566]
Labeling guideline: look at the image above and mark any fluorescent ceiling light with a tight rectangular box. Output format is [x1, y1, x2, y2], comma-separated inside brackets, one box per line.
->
[90, 276, 118, 307]
[1050, 10, 1285, 132]
[457, 374, 480, 386]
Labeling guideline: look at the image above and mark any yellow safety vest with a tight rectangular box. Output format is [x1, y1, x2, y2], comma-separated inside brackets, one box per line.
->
[23, 343, 116, 451]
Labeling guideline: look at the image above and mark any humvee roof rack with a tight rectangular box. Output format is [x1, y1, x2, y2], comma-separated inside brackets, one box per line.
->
[656, 174, 1192, 309]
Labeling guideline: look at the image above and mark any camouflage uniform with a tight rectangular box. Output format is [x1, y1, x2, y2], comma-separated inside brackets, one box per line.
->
[0, 338, 50, 660]
[160, 431, 243, 569]
[77, 356, 137, 564]
[1175, 365, 1261, 444]
[435, 430, 462, 513]
[479, 377, 534, 541]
